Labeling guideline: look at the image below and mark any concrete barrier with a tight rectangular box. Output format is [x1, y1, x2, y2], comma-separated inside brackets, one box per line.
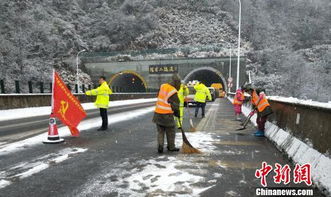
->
[0, 93, 157, 110]
[227, 93, 331, 154]
[267, 99, 331, 154]
[228, 94, 331, 195]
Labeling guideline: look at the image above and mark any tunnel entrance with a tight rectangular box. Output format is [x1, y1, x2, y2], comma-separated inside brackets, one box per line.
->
[183, 67, 227, 91]
[109, 71, 147, 92]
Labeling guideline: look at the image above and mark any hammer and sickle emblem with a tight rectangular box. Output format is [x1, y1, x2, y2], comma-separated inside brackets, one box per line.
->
[58, 100, 69, 120]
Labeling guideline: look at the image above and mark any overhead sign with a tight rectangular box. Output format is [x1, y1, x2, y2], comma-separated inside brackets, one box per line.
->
[149, 65, 178, 74]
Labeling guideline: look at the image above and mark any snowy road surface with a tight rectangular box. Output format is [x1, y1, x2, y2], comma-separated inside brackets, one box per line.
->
[0, 99, 324, 196]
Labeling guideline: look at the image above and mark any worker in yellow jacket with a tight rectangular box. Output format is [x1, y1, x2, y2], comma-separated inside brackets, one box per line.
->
[85, 76, 113, 131]
[175, 83, 189, 129]
[194, 82, 211, 118]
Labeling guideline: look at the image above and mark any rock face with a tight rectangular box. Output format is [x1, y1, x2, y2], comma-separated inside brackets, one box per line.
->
[0, 0, 330, 101]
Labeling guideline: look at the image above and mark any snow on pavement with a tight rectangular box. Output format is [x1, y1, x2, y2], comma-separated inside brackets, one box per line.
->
[76, 132, 222, 196]
[0, 98, 156, 122]
[0, 147, 87, 189]
[0, 107, 154, 156]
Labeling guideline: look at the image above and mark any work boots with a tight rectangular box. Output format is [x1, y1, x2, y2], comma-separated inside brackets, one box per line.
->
[254, 130, 265, 137]
[167, 146, 180, 152]
[158, 145, 163, 153]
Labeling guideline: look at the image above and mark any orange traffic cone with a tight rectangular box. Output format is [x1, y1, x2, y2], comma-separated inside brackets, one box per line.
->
[43, 114, 64, 144]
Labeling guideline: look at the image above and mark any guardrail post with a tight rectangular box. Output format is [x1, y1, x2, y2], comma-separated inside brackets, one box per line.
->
[28, 81, 33, 93]
[39, 82, 44, 93]
[88, 84, 91, 90]
[67, 83, 71, 91]
[0, 80, 5, 93]
[82, 84, 85, 92]
[49, 83, 52, 93]
[75, 84, 78, 93]
[15, 81, 20, 93]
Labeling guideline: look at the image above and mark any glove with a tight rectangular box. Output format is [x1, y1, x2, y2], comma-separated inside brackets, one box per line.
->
[249, 111, 255, 116]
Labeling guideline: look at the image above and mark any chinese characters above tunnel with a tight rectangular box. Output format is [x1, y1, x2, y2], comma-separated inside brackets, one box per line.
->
[149, 65, 178, 74]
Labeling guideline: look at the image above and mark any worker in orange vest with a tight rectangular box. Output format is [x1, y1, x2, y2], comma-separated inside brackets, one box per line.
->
[153, 74, 181, 153]
[233, 87, 245, 121]
[245, 85, 273, 137]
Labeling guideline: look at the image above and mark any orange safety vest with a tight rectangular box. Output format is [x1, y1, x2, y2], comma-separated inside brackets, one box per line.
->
[155, 83, 178, 114]
[251, 90, 270, 112]
[233, 90, 244, 105]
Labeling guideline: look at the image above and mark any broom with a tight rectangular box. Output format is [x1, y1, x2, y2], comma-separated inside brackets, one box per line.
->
[178, 121, 201, 154]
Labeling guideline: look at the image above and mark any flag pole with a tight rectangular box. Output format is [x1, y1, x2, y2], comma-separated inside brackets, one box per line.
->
[43, 69, 65, 144]
[51, 69, 55, 113]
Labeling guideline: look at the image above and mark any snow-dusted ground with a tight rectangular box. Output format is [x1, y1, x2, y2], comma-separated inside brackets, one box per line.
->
[228, 96, 331, 195]
[77, 132, 221, 196]
[0, 99, 223, 196]
[0, 98, 156, 122]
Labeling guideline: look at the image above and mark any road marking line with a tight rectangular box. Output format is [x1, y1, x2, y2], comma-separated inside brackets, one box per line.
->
[0, 128, 47, 146]
[0, 107, 154, 156]
[0, 147, 87, 190]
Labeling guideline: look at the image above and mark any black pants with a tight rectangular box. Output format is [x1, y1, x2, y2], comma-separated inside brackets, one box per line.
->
[100, 108, 108, 129]
[195, 102, 206, 117]
[156, 124, 176, 150]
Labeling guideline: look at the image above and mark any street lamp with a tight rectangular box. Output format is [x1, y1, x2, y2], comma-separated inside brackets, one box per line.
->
[236, 0, 242, 90]
[76, 49, 86, 93]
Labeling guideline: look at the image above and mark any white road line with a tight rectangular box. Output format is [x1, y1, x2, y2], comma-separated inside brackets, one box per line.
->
[0, 119, 47, 130]
[0, 147, 87, 190]
[0, 98, 156, 122]
[0, 107, 154, 156]
[0, 128, 47, 146]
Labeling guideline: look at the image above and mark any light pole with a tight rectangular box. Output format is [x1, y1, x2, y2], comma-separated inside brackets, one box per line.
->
[219, 41, 233, 92]
[76, 49, 86, 93]
[236, 0, 242, 90]
[229, 47, 232, 92]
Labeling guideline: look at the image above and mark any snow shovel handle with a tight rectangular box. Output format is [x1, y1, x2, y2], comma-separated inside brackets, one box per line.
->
[242, 110, 255, 128]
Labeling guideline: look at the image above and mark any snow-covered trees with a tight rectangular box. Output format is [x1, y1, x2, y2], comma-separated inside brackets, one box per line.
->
[0, 0, 330, 101]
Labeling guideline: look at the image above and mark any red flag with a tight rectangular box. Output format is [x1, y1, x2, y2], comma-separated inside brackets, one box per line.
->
[52, 71, 86, 136]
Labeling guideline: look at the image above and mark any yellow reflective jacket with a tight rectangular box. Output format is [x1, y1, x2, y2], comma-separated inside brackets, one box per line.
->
[85, 82, 113, 108]
[194, 83, 211, 103]
[178, 84, 189, 106]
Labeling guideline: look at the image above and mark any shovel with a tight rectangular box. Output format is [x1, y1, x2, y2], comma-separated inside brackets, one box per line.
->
[236, 110, 254, 130]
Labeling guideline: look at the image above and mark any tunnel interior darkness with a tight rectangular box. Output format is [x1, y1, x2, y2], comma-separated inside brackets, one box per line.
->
[184, 69, 225, 88]
[110, 73, 146, 92]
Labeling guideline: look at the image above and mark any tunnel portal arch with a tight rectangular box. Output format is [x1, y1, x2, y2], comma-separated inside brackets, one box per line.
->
[109, 70, 148, 92]
[183, 67, 228, 92]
